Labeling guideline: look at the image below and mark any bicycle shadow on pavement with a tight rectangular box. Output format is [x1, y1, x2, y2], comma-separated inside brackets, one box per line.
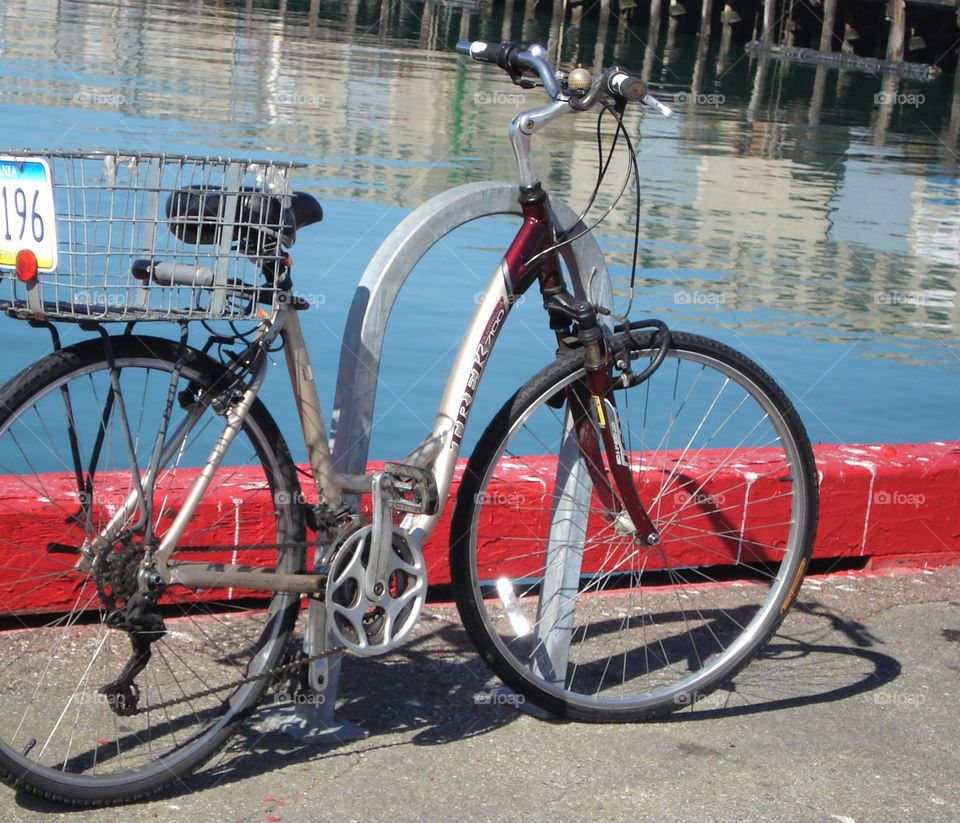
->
[13, 598, 902, 811]
[181, 597, 905, 788]
[658, 597, 901, 722]
[182, 616, 521, 795]
[14, 617, 516, 813]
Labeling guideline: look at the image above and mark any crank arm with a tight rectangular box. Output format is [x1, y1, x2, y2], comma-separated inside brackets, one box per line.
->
[365, 471, 394, 600]
[363, 463, 438, 600]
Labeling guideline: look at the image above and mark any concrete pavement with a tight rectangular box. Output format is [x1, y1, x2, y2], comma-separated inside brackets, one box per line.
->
[3, 566, 958, 823]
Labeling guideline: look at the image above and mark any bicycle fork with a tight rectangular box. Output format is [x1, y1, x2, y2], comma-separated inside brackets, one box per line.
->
[543, 290, 660, 547]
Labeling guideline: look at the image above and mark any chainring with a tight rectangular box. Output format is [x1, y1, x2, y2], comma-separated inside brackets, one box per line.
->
[325, 525, 426, 656]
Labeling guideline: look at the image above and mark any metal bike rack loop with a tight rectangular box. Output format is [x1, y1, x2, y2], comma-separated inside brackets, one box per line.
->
[268, 181, 613, 739]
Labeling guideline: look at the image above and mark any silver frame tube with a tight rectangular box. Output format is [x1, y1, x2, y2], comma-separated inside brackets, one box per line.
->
[93, 97, 611, 597]
[401, 261, 515, 546]
[153, 343, 271, 567]
[280, 307, 343, 510]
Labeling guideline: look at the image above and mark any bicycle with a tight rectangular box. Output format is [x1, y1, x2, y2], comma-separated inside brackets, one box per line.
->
[0, 41, 818, 805]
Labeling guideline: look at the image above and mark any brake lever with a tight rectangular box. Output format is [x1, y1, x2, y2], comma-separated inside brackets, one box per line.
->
[510, 73, 539, 90]
[642, 92, 673, 118]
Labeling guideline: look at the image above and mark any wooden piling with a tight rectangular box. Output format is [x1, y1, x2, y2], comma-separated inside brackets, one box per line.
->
[663, 14, 679, 68]
[595, 0, 612, 72]
[701, 0, 714, 37]
[548, 0, 565, 62]
[692, 33, 709, 93]
[762, 0, 776, 44]
[459, 3, 472, 41]
[886, 0, 906, 62]
[380, 0, 390, 40]
[650, 0, 662, 27]
[501, 0, 514, 40]
[717, 17, 733, 73]
[417, 0, 435, 49]
[642, 12, 661, 81]
[819, 0, 838, 52]
[346, 0, 360, 36]
[522, 0, 538, 43]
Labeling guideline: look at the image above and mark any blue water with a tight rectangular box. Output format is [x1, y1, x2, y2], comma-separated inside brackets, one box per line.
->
[0, 0, 957, 460]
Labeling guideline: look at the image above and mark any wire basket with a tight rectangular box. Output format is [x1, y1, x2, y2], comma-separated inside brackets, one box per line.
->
[0, 151, 301, 322]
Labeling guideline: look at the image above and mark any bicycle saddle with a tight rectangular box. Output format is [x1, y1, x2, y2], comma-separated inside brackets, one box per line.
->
[165, 186, 322, 254]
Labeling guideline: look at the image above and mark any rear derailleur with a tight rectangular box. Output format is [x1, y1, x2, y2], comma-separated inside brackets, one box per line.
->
[93, 537, 167, 717]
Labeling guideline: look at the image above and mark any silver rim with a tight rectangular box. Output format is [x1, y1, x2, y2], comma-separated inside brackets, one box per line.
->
[0, 352, 295, 787]
[467, 344, 812, 712]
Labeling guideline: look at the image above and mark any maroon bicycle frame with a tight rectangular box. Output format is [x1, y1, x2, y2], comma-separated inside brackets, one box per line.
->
[498, 186, 660, 546]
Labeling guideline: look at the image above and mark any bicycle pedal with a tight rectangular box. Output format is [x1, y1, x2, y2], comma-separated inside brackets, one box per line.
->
[381, 462, 440, 516]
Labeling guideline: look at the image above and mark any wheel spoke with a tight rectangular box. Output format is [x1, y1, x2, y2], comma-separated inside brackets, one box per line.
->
[454, 332, 816, 720]
[0, 338, 303, 801]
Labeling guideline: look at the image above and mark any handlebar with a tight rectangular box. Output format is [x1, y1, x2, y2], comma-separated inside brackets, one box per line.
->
[605, 70, 646, 103]
[455, 40, 561, 99]
[455, 39, 672, 117]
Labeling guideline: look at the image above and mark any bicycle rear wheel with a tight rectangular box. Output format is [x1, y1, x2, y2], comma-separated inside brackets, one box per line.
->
[450, 331, 818, 721]
[0, 336, 304, 804]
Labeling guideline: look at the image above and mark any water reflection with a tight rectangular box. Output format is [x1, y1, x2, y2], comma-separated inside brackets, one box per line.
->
[0, 0, 957, 444]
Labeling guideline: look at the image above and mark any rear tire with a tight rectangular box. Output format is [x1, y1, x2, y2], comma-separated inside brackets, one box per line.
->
[451, 331, 818, 721]
[0, 336, 305, 804]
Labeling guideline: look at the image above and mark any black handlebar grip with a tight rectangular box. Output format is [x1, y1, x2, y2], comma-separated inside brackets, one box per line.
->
[456, 40, 527, 72]
[131, 259, 155, 280]
[605, 70, 647, 103]
[456, 40, 501, 63]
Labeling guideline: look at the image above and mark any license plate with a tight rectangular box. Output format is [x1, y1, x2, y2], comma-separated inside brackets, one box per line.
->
[0, 155, 58, 272]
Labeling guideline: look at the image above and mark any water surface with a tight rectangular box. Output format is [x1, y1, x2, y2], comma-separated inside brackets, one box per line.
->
[0, 0, 957, 458]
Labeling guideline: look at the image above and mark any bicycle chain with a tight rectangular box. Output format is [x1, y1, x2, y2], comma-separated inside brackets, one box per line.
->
[134, 642, 347, 715]
[96, 538, 338, 715]
[95, 537, 344, 715]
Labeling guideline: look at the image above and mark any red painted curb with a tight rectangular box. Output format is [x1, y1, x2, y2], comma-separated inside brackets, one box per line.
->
[0, 442, 956, 614]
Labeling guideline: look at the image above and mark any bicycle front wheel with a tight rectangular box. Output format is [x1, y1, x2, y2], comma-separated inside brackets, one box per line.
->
[451, 331, 818, 721]
[0, 336, 305, 805]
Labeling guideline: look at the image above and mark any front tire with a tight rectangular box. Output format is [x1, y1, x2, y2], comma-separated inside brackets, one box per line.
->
[451, 331, 818, 722]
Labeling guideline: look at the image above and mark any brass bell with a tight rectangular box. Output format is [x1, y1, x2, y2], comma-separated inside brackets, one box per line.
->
[568, 66, 592, 92]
